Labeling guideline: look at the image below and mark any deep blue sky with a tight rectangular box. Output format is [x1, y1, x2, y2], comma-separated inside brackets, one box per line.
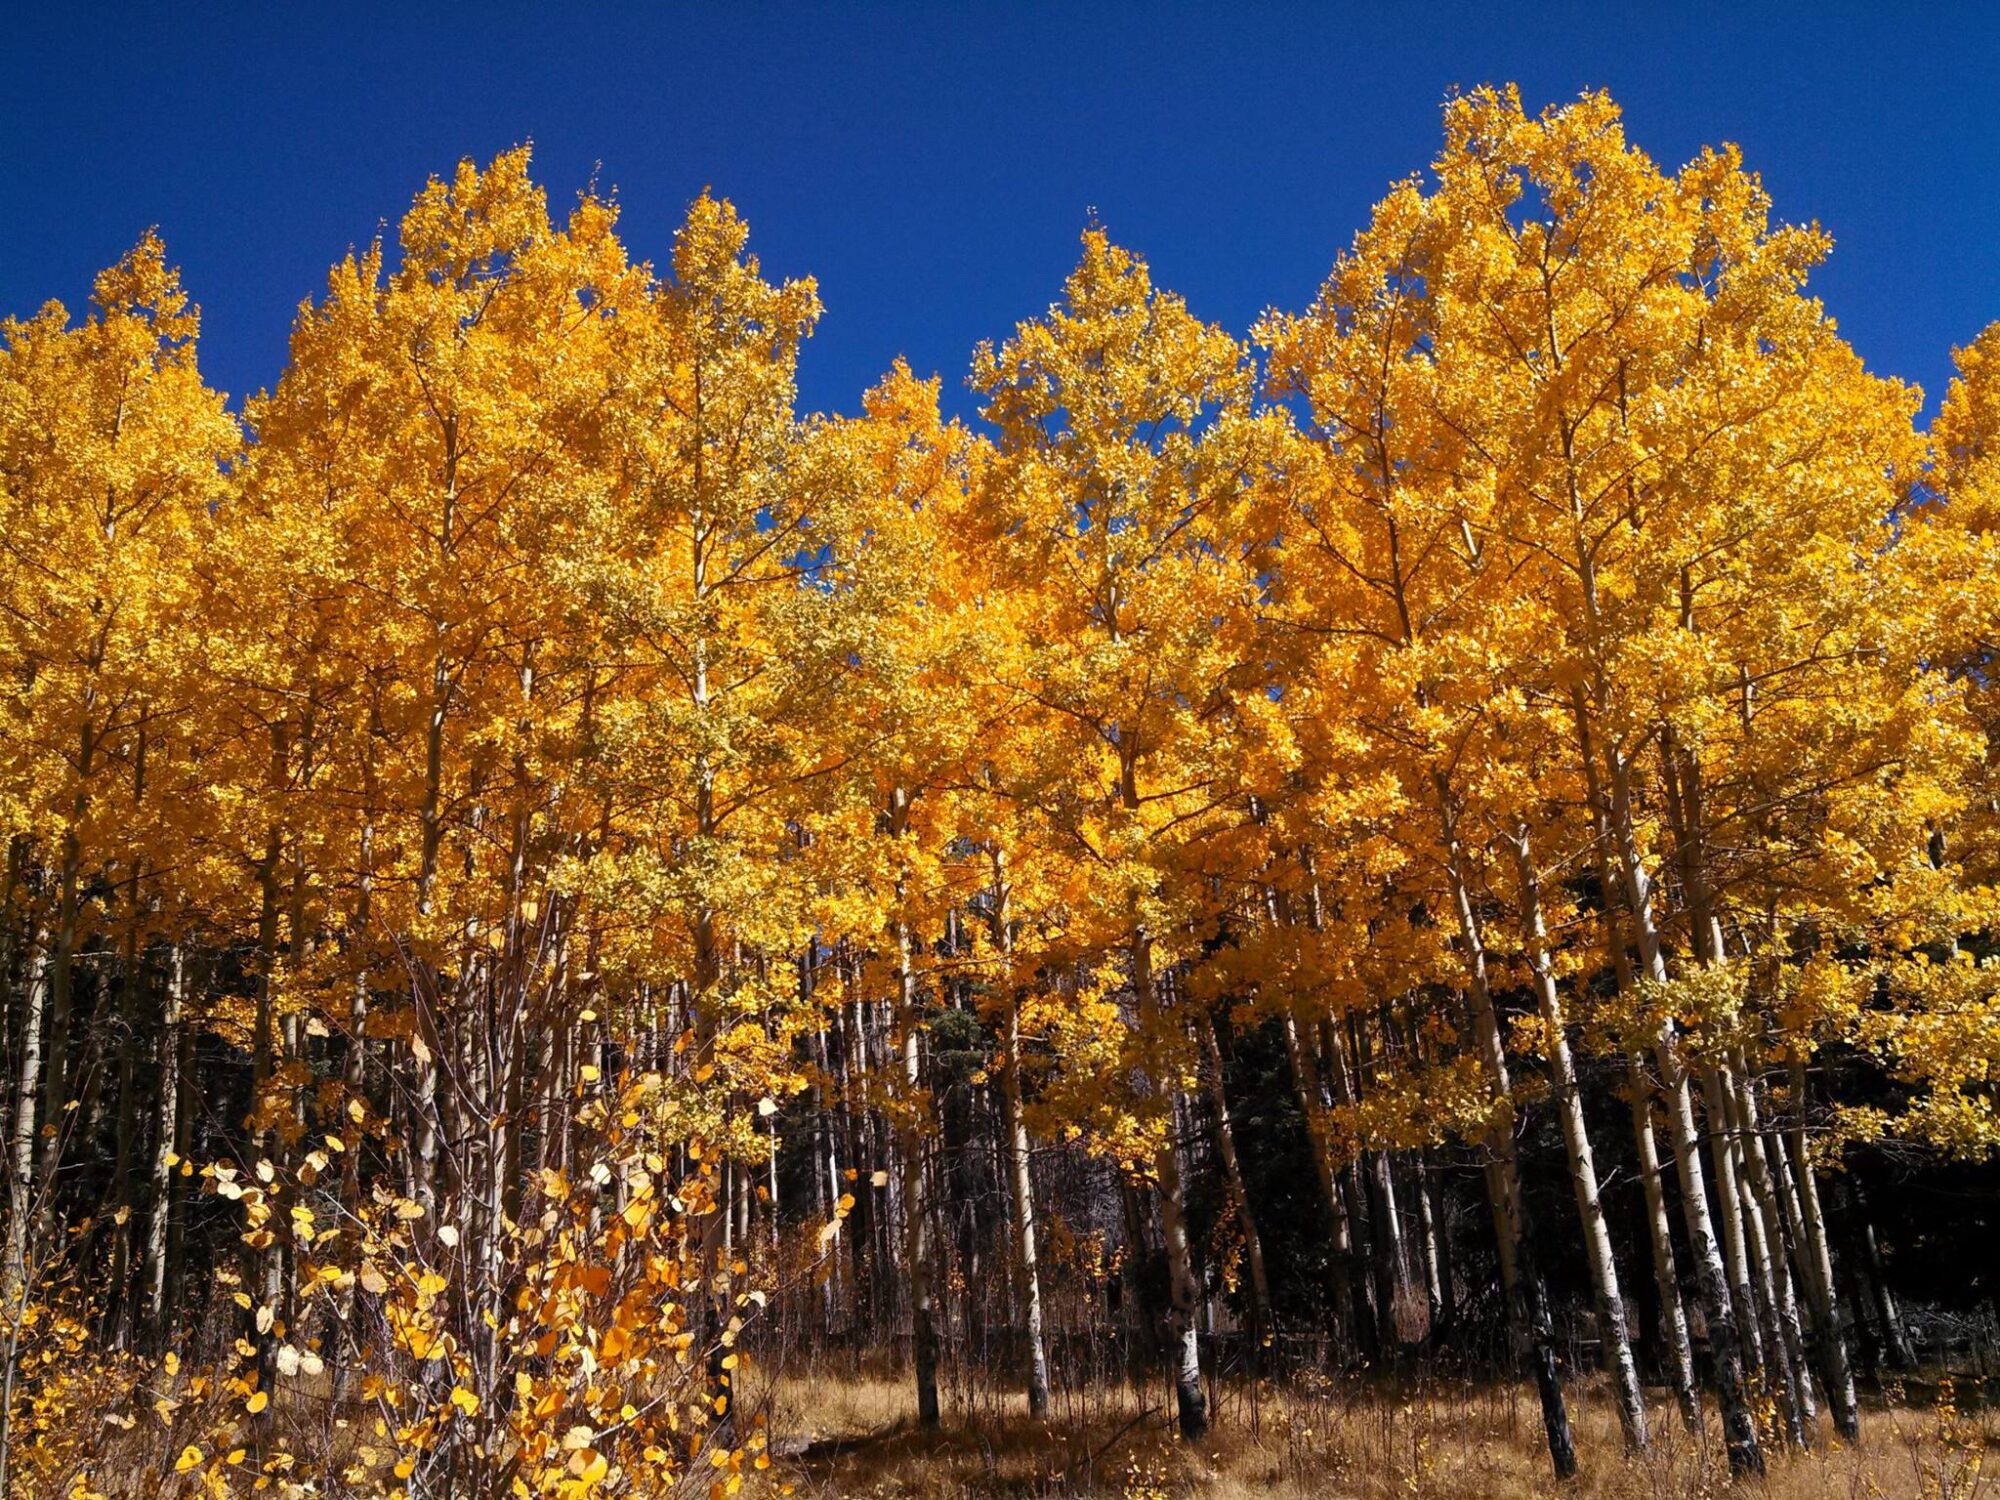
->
[4, 4, 1997, 423]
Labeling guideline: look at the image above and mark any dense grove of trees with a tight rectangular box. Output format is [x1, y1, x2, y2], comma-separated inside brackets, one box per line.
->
[1, 86, 1997, 1496]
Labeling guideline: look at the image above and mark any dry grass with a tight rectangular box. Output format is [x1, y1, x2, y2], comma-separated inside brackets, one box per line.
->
[742, 1364, 1997, 1499]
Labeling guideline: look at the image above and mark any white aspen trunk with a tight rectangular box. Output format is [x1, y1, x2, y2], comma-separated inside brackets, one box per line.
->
[1706, 1089, 1796, 1439]
[1572, 688, 1701, 1429]
[888, 796, 939, 1429]
[1627, 1056, 1700, 1427]
[1724, 1058, 1817, 1446]
[1698, 1062, 1766, 1378]
[1411, 1151, 1447, 1332]
[143, 944, 184, 1343]
[1602, 743, 1765, 1477]
[988, 848, 1050, 1418]
[1352, 1016, 1409, 1336]
[1435, 799, 1575, 1478]
[1779, 1057, 1860, 1438]
[0, 930, 46, 1499]
[1508, 828, 1650, 1451]
[4, 935, 47, 1304]
[1319, 1016, 1388, 1361]
[1131, 932, 1206, 1440]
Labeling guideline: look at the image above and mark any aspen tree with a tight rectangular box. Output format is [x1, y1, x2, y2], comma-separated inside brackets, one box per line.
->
[972, 229, 1282, 1438]
[0, 234, 233, 1174]
[1260, 182, 1599, 1472]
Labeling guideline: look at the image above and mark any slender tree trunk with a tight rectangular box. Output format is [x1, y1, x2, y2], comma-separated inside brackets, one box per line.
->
[1706, 1075, 1803, 1445]
[1846, 1178, 1915, 1372]
[887, 795, 939, 1429]
[1573, 691, 1700, 1430]
[988, 847, 1050, 1418]
[106, 735, 149, 1347]
[1282, 1009, 1361, 1356]
[1322, 1017, 1388, 1362]
[246, 821, 284, 1433]
[1288, 856, 1370, 1357]
[1696, 1060, 1765, 1376]
[1131, 933, 1205, 1439]
[1725, 1056, 1818, 1446]
[143, 944, 184, 1344]
[1353, 1013, 1411, 1343]
[1507, 827, 1650, 1452]
[5, 935, 47, 1302]
[1777, 1058, 1860, 1437]
[1601, 742, 1764, 1476]
[163, 1019, 194, 1333]
[1412, 1151, 1448, 1336]
[43, 718, 95, 1179]
[1198, 1009, 1271, 1352]
[105, 926, 144, 1349]
[1435, 799, 1575, 1478]
[0, 932, 47, 1499]
[1626, 1056, 1699, 1428]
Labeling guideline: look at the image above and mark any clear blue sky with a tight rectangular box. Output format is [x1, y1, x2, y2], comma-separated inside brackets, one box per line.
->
[4, 4, 1997, 422]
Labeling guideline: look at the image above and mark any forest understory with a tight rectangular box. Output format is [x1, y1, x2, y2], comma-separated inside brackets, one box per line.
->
[747, 1367, 1999, 1499]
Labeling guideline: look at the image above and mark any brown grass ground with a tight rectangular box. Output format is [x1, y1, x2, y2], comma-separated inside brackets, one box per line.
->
[742, 1364, 1997, 1499]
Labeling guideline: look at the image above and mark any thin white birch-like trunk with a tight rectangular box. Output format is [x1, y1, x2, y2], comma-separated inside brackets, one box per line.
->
[1435, 798, 1576, 1479]
[1131, 932, 1206, 1439]
[143, 944, 185, 1342]
[988, 847, 1050, 1418]
[1507, 827, 1650, 1451]
[1602, 743, 1765, 1477]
